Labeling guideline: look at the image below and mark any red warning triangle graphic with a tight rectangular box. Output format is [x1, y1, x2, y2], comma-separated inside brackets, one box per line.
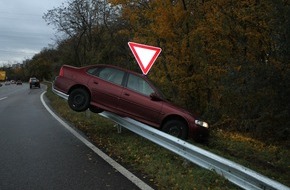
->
[128, 42, 162, 75]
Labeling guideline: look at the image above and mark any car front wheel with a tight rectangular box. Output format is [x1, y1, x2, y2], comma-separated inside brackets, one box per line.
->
[162, 120, 188, 140]
[68, 88, 90, 112]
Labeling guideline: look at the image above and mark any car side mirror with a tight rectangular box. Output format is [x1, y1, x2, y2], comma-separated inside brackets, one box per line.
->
[150, 93, 162, 101]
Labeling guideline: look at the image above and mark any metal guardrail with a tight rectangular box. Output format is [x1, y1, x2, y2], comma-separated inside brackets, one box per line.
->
[52, 86, 69, 100]
[52, 86, 290, 190]
[100, 112, 289, 190]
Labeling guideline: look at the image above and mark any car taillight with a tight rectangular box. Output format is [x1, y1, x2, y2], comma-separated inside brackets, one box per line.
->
[59, 67, 64, 76]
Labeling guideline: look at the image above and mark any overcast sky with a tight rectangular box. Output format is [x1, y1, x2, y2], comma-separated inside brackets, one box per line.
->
[0, 0, 65, 67]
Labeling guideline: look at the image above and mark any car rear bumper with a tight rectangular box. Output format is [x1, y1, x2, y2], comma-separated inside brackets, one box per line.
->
[52, 85, 69, 100]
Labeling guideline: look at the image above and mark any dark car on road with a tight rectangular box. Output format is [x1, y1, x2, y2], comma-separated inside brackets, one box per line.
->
[29, 77, 40, 88]
[53, 64, 209, 141]
[16, 80, 22, 85]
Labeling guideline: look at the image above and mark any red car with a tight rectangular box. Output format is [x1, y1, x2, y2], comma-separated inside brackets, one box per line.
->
[53, 64, 209, 141]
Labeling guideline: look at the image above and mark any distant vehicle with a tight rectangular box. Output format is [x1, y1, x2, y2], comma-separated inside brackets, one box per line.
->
[0, 83, 2, 87]
[11, 80, 16, 84]
[5, 81, 11, 85]
[0, 71, 6, 81]
[53, 64, 209, 141]
[16, 80, 22, 85]
[29, 77, 40, 88]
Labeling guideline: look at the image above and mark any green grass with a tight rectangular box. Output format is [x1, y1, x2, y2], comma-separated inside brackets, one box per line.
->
[44, 83, 289, 189]
[203, 130, 290, 186]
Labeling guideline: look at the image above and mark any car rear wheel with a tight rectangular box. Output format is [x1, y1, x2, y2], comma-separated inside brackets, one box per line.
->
[162, 120, 188, 140]
[68, 88, 90, 112]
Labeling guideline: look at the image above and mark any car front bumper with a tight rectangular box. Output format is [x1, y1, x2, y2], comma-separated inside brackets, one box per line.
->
[191, 120, 209, 141]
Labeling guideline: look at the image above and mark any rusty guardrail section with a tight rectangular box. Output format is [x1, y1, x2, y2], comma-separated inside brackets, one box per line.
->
[52, 86, 289, 190]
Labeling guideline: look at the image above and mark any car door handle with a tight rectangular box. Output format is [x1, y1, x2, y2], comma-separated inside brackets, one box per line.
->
[124, 93, 130, 96]
[93, 81, 98, 85]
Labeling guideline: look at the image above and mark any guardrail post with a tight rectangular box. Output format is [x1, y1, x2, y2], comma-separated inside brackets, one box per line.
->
[86, 109, 91, 118]
[114, 124, 122, 133]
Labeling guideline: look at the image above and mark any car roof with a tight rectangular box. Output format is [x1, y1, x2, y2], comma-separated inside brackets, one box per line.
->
[84, 64, 148, 79]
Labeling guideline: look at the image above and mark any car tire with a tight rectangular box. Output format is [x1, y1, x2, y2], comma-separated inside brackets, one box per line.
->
[162, 120, 188, 140]
[68, 88, 90, 112]
[89, 106, 103, 113]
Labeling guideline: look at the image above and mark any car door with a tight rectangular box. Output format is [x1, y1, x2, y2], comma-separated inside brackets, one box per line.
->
[118, 73, 163, 126]
[88, 67, 125, 111]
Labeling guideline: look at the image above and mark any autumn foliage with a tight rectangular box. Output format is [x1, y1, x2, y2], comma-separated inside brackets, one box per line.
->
[106, 0, 289, 143]
[19, 0, 290, 143]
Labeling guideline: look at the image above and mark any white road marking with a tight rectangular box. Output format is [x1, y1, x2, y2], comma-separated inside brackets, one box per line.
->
[0, 97, 7, 101]
[40, 91, 153, 190]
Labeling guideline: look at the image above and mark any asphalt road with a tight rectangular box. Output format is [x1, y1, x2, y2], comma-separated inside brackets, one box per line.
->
[0, 83, 151, 190]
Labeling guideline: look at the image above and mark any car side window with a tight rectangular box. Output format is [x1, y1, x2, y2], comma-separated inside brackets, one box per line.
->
[87, 67, 98, 75]
[97, 67, 124, 85]
[127, 74, 154, 96]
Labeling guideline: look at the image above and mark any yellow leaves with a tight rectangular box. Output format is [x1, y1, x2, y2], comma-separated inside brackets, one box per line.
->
[107, 0, 127, 6]
[236, 65, 242, 72]
[217, 130, 279, 154]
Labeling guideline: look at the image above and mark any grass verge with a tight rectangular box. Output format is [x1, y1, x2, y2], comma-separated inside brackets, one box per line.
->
[44, 83, 289, 189]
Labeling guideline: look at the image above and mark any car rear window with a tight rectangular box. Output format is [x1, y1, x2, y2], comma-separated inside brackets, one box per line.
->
[87, 67, 98, 75]
[97, 67, 124, 85]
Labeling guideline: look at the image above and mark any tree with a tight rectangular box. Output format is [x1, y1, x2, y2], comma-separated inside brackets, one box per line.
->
[23, 48, 59, 81]
[37, 0, 290, 142]
[43, 0, 119, 66]
[108, 0, 289, 142]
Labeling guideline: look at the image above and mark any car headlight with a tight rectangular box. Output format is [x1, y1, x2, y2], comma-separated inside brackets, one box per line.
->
[195, 120, 209, 128]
